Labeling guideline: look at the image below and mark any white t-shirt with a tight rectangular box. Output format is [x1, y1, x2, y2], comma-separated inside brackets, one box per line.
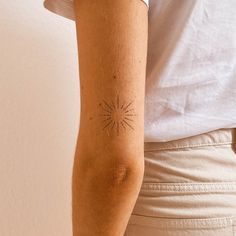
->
[44, 0, 236, 142]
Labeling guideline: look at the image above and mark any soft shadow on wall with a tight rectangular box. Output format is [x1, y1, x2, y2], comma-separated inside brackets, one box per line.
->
[0, 1, 80, 235]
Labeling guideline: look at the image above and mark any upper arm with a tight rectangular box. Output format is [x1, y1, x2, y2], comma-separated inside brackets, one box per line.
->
[74, 0, 148, 170]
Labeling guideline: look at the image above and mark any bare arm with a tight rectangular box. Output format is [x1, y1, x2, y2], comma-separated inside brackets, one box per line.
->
[72, 0, 148, 235]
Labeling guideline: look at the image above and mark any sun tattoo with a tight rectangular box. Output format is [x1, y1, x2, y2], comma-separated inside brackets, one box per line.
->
[98, 94, 137, 136]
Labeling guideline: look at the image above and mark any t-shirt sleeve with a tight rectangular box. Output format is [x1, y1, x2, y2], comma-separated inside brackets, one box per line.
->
[43, 0, 149, 21]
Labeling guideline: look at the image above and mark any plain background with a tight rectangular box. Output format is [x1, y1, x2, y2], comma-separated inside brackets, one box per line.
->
[0, 1, 80, 235]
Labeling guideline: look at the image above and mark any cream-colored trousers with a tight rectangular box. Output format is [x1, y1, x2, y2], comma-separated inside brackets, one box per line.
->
[124, 128, 236, 236]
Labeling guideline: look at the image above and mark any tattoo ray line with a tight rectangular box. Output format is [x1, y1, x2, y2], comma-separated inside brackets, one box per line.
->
[117, 95, 119, 108]
[120, 102, 125, 109]
[101, 108, 112, 113]
[111, 101, 116, 109]
[111, 121, 116, 130]
[125, 109, 134, 113]
[120, 121, 126, 130]
[102, 117, 112, 122]
[102, 100, 113, 111]
[124, 117, 134, 121]
[123, 120, 134, 130]
[123, 101, 133, 111]
[103, 120, 113, 130]
[117, 122, 119, 136]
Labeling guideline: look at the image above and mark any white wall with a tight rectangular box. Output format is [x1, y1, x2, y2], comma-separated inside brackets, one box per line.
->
[0, 1, 80, 235]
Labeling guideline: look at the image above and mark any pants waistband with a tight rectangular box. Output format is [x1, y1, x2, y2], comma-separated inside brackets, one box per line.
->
[144, 128, 236, 152]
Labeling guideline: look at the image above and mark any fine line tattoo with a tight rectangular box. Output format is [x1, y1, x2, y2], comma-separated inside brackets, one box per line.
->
[98, 94, 137, 136]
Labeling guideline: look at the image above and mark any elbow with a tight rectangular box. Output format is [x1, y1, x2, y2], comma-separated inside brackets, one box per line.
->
[74, 152, 145, 187]
[91, 161, 144, 189]
[112, 165, 130, 185]
[103, 151, 145, 185]
[107, 161, 144, 186]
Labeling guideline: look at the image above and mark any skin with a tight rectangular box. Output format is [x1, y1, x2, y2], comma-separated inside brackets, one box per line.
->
[72, 0, 148, 235]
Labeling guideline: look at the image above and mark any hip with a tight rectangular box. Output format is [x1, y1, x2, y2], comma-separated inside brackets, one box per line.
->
[125, 128, 236, 236]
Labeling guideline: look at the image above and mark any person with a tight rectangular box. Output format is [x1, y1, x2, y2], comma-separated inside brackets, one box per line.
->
[43, 0, 236, 235]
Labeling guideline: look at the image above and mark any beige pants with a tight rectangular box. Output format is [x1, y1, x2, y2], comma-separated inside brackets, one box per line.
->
[124, 128, 236, 236]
